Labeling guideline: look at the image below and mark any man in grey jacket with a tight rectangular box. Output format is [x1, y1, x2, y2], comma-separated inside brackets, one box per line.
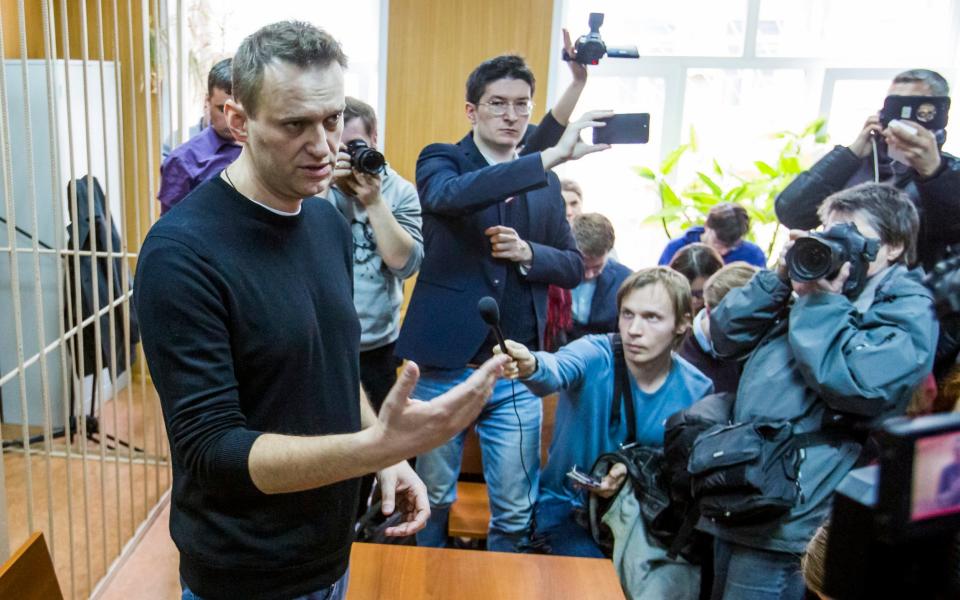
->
[705, 183, 938, 600]
[330, 97, 424, 412]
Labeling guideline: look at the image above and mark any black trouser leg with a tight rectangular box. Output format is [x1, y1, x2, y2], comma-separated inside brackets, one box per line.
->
[356, 342, 400, 519]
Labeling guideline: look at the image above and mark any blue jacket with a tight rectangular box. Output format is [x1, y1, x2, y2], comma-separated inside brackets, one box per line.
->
[523, 335, 713, 506]
[397, 132, 583, 368]
[702, 266, 937, 553]
[658, 226, 767, 268]
[570, 258, 632, 339]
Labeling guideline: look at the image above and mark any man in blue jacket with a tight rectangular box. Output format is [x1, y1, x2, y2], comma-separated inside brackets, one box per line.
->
[396, 53, 610, 551]
[706, 183, 938, 600]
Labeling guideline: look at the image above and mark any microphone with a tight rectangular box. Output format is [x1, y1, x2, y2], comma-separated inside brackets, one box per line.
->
[478, 296, 509, 355]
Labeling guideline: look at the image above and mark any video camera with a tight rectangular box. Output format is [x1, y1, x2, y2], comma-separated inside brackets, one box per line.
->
[346, 139, 386, 176]
[562, 13, 640, 65]
[823, 413, 960, 599]
[784, 222, 880, 298]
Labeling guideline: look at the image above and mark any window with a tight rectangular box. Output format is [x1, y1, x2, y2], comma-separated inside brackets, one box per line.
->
[551, 0, 960, 268]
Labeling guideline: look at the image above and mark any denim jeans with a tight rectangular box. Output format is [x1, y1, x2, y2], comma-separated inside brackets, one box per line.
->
[711, 539, 805, 600]
[533, 497, 604, 558]
[181, 567, 349, 600]
[414, 368, 541, 552]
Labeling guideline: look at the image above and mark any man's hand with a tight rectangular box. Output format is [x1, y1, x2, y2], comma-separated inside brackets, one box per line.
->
[793, 262, 851, 297]
[333, 146, 383, 207]
[563, 28, 587, 84]
[374, 356, 508, 459]
[377, 461, 430, 537]
[775, 229, 808, 282]
[848, 115, 883, 158]
[883, 120, 943, 178]
[591, 462, 627, 499]
[492, 339, 537, 379]
[541, 110, 613, 170]
[485, 225, 532, 263]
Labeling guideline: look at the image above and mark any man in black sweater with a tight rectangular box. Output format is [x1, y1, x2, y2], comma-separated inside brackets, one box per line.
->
[135, 22, 506, 600]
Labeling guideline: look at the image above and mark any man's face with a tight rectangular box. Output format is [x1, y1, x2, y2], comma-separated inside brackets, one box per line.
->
[207, 86, 233, 140]
[822, 209, 903, 278]
[563, 189, 582, 225]
[341, 116, 375, 148]
[618, 283, 685, 369]
[229, 61, 345, 203]
[466, 78, 532, 152]
[583, 253, 607, 281]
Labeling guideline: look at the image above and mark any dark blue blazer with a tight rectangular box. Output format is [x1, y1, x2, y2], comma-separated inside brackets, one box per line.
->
[570, 258, 632, 339]
[396, 132, 583, 369]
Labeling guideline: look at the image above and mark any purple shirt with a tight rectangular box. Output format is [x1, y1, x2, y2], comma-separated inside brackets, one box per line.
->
[157, 127, 241, 214]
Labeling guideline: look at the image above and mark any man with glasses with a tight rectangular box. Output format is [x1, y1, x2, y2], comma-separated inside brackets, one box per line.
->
[396, 52, 610, 551]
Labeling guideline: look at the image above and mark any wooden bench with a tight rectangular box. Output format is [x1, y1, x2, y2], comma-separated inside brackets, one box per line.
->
[0, 532, 64, 600]
[448, 394, 558, 540]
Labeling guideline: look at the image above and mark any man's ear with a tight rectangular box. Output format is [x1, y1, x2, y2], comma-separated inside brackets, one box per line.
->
[465, 102, 478, 126]
[224, 97, 248, 143]
[886, 242, 905, 265]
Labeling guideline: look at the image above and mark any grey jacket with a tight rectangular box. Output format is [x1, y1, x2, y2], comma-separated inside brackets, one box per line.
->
[328, 166, 424, 351]
[700, 266, 938, 553]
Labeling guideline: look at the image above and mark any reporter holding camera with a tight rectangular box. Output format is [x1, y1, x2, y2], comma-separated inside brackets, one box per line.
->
[776, 70, 960, 272]
[329, 97, 423, 413]
[704, 183, 938, 600]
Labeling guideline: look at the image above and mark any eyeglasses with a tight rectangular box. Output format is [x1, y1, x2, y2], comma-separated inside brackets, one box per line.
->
[478, 100, 534, 117]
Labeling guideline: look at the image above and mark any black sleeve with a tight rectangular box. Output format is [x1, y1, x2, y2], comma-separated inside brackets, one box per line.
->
[775, 146, 864, 230]
[915, 156, 960, 248]
[134, 236, 263, 497]
[520, 111, 564, 156]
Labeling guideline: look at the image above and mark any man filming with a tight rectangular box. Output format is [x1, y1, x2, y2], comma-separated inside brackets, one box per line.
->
[776, 69, 960, 272]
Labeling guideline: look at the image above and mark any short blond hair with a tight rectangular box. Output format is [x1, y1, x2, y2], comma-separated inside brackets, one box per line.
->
[560, 178, 583, 199]
[703, 262, 758, 310]
[617, 267, 692, 345]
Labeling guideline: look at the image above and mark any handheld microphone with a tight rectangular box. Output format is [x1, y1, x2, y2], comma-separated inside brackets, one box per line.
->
[478, 296, 509, 355]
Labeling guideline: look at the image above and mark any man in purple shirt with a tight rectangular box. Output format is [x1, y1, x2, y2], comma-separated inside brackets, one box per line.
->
[157, 58, 241, 214]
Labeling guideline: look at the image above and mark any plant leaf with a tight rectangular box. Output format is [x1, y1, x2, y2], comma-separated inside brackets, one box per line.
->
[633, 165, 657, 180]
[713, 159, 723, 176]
[755, 160, 778, 177]
[696, 172, 723, 196]
[660, 181, 681, 207]
[661, 145, 689, 175]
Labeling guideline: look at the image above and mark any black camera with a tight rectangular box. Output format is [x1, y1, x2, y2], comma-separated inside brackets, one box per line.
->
[562, 13, 640, 65]
[346, 139, 386, 176]
[924, 249, 960, 317]
[784, 222, 880, 298]
[823, 413, 960, 599]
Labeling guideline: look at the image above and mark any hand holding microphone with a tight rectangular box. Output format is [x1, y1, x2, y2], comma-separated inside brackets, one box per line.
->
[479, 296, 537, 379]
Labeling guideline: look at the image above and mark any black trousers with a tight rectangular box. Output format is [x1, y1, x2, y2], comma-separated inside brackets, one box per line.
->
[356, 341, 401, 519]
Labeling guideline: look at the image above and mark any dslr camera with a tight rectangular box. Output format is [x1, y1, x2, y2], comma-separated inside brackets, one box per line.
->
[784, 222, 879, 298]
[562, 13, 640, 65]
[346, 139, 386, 176]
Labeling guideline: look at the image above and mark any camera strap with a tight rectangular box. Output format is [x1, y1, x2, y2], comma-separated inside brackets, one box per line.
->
[610, 333, 637, 445]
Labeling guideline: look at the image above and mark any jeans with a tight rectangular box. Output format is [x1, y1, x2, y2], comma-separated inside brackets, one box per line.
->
[181, 567, 349, 600]
[414, 368, 541, 552]
[533, 497, 604, 558]
[711, 539, 805, 600]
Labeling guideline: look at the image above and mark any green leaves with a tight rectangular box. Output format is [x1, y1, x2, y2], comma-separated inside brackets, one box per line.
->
[636, 118, 829, 248]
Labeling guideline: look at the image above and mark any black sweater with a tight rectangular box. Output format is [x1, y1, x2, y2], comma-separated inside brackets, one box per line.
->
[135, 178, 361, 600]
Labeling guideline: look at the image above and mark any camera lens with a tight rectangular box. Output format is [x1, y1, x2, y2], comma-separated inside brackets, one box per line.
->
[786, 237, 844, 282]
[346, 139, 386, 176]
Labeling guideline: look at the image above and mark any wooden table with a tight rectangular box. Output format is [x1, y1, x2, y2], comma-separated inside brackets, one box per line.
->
[346, 543, 625, 600]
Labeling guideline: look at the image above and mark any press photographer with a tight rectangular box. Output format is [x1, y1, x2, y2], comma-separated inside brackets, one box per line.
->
[700, 183, 938, 600]
[776, 69, 960, 272]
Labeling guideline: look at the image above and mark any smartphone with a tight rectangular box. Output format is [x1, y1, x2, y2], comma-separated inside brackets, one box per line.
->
[880, 95, 950, 130]
[592, 113, 650, 144]
[566, 465, 603, 489]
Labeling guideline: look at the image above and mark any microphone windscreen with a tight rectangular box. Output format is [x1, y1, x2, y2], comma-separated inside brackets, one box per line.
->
[478, 296, 500, 326]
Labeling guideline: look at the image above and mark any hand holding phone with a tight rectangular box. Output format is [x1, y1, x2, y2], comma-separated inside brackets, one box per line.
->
[566, 465, 603, 490]
[592, 113, 650, 145]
